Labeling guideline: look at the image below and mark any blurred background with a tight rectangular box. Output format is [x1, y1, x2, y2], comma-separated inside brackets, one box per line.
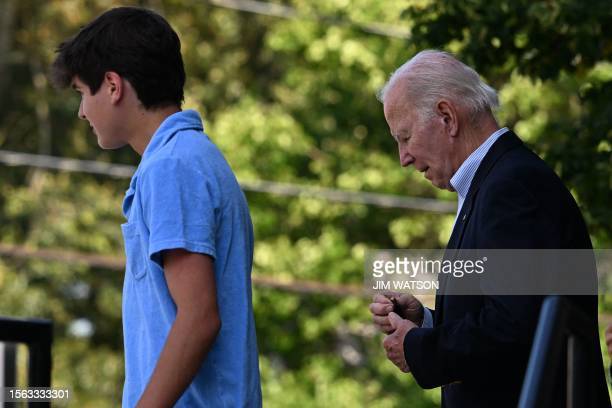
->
[0, 0, 610, 406]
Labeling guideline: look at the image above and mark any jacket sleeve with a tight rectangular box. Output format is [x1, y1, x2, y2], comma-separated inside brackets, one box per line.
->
[404, 295, 542, 388]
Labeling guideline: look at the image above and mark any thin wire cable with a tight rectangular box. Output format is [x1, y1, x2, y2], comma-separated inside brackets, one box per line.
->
[0, 150, 456, 212]
[0, 150, 135, 178]
[0, 243, 368, 298]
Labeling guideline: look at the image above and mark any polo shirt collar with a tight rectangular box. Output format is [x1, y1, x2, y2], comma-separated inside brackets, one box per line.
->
[123, 109, 204, 220]
[141, 109, 204, 162]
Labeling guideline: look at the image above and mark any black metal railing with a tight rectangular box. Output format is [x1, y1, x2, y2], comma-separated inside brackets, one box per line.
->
[0, 317, 53, 407]
[518, 296, 607, 408]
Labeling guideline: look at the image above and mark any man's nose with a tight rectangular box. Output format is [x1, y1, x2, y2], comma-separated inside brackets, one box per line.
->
[78, 100, 86, 120]
[399, 147, 414, 167]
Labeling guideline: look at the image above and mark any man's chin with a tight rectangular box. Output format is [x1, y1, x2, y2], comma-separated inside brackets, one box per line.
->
[430, 178, 453, 191]
[98, 139, 127, 150]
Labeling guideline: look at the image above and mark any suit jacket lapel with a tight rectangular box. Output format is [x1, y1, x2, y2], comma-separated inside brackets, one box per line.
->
[436, 131, 523, 325]
[445, 130, 523, 250]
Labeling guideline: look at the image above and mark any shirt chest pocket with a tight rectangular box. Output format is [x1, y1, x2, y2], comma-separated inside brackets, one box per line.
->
[121, 222, 148, 281]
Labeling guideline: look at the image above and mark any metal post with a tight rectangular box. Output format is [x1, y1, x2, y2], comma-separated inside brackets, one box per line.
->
[0, 342, 17, 387]
[0, 342, 17, 407]
[0, 317, 53, 408]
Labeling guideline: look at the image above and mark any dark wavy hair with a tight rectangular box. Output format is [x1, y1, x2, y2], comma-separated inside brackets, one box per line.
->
[51, 7, 185, 109]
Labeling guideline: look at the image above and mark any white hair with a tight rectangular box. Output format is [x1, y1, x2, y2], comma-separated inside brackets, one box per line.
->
[378, 50, 499, 121]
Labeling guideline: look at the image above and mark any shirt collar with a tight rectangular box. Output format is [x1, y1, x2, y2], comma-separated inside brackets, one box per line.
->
[141, 109, 204, 162]
[450, 127, 508, 201]
[123, 110, 204, 219]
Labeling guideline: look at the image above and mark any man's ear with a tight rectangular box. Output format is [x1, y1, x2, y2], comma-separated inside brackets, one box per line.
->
[436, 100, 459, 138]
[103, 71, 124, 105]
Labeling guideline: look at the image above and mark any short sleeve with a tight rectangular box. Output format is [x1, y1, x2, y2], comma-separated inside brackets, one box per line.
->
[139, 157, 218, 267]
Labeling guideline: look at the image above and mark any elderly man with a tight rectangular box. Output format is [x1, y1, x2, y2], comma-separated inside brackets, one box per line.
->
[370, 50, 609, 407]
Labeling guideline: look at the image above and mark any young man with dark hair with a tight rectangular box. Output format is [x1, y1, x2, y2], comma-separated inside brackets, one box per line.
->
[51, 7, 262, 407]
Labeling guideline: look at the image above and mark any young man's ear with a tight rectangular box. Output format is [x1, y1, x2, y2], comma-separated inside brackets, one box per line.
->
[104, 71, 124, 104]
[436, 100, 459, 138]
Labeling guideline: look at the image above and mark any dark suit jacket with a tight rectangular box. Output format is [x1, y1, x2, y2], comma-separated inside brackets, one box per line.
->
[402, 131, 610, 407]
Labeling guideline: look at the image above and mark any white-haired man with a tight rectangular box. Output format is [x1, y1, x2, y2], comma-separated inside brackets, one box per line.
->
[369, 50, 609, 407]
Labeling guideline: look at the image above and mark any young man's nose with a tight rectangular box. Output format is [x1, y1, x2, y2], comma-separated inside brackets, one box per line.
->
[78, 100, 86, 120]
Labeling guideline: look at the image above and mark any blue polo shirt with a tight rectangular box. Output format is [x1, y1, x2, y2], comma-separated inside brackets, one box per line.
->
[120, 110, 261, 407]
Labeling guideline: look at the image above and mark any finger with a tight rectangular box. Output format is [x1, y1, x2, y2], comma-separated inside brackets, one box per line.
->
[377, 325, 395, 335]
[383, 334, 398, 351]
[383, 336, 390, 351]
[383, 292, 405, 306]
[369, 302, 394, 316]
[387, 350, 401, 361]
[398, 294, 423, 313]
[372, 314, 390, 326]
[388, 312, 404, 330]
[390, 356, 406, 372]
[373, 319, 394, 334]
[387, 352, 408, 372]
[386, 349, 401, 361]
[373, 294, 393, 304]
[398, 293, 417, 306]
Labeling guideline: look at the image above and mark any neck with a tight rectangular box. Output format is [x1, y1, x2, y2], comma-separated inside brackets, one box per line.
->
[128, 106, 182, 155]
[452, 114, 500, 171]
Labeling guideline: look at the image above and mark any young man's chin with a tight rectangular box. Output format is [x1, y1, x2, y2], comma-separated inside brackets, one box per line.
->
[98, 139, 127, 150]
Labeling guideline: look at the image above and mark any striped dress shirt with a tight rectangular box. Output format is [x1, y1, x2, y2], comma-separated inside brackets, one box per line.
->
[449, 127, 509, 228]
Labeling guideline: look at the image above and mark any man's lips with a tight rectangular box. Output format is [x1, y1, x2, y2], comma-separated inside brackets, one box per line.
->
[416, 166, 430, 179]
